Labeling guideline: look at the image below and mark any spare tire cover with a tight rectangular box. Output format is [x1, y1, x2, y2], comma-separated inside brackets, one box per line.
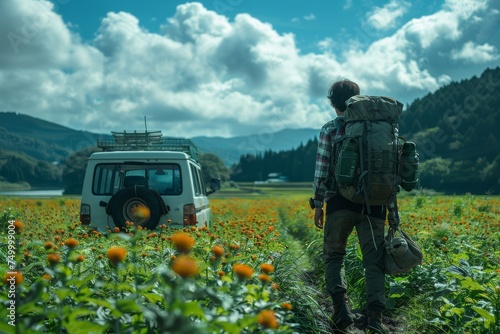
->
[108, 186, 162, 230]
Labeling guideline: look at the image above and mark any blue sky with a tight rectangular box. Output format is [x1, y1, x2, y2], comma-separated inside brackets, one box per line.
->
[1, 0, 499, 138]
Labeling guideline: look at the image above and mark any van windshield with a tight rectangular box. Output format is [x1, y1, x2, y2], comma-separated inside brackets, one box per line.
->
[92, 163, 182, 196]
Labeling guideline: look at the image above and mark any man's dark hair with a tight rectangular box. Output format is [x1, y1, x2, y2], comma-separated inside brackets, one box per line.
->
[327, 79, 360, 112]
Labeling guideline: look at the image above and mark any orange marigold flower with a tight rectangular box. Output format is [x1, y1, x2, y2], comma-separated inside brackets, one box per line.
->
[47, 253, 61, 265]
[258, 274, 271, 283]
[3, 271, 23, 285]
[211, 245, 224, 258]
[281, 302, 293, 311]
[217, 270, 225, 277]
[42, 273, 52, 281]
[44, 241, 55, 250]
[13, 220, 24, 232]
[260, 263, 275, 274]
[113, 227, 120, 233]
[258, 309, 279, 329]
[171, 232, 195, 253]
[75, 254, 85, 262]
[233, 263, 254, 279]
[107, 246, 127, 265]
[64, 238, 79, 249]
[171, 255, 199, 279]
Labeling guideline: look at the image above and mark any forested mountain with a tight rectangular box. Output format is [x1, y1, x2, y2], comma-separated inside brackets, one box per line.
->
[232, 67, 500, 194]
[0, 112, 106, 162]
[399, 67, 499, 193]
[231, 139, 318, 182]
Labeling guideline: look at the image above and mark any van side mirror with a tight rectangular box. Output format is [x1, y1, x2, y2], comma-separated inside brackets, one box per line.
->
[207, 178, 221, 195]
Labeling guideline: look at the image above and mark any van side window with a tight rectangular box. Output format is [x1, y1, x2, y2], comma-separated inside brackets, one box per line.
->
[190, 164, 202, 195]
[198, 169, 207, 195]
[93, 165, 120, 195]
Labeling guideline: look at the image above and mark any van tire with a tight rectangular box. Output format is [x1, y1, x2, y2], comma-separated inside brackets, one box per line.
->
[108, 186, 163, 230]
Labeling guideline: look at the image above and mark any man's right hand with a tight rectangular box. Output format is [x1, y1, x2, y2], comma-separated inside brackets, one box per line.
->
[314, 208, 324, 229]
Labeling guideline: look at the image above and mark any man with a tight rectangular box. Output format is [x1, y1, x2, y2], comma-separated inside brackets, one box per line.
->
[312, 79, 388, 333]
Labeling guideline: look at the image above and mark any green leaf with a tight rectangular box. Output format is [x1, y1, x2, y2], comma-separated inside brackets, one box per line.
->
[54, 287, 74, 300]
[116, 298, 142, 313]
[142, 293, 163, 304]
[471, 306, 495, 327]
[460, 277, 485, 292]
[209, 320, 243, 334]
[17, 302, 44, 315]
[182, 300, 205, 319]
[67, 274, 95, 288]
[66, 308, 97, 319]
[450, 307, 464, 316]
[63, 320, 108, 334]
[84, 298, 113, 309]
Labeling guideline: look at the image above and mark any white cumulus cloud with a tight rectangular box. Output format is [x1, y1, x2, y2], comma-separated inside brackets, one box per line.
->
[0, 0, 499, 139]
[366, 0, 411, 31]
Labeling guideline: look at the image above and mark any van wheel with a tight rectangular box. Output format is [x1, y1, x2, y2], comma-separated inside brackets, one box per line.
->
[108, 186, 162, 230]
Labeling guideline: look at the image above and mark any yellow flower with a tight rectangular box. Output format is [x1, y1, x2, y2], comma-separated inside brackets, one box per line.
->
[13, 220, 24, 232]
[171, 255, 199, 278]
[260, 263, 275, 274]
[44, 241, 55, 250]
[107, 246, 127, 265]
[258, 274, 271, 283]
[258, 309, 279, 329]
[281, 302, 293, 311]
[64, 238, 79, 249]
[171, 232, 195, 253]
[211, 245, 224, 258]
[47, 253, 61, 265]
[3, 271, 23, 285]
[232, 263, 254, 279]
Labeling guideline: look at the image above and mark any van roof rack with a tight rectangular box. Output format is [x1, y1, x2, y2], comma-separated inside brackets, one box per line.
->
[97, 130, 199, 161]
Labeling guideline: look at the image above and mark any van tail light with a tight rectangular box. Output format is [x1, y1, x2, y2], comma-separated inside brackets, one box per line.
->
[183, 204, 197, 226]
[80, 204, 91, 225]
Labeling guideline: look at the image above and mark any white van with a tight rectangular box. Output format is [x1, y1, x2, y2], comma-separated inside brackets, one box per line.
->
[79, 131, 220, 232]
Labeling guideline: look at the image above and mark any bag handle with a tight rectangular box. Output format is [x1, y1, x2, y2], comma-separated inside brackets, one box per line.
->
[387, 194, 400, 228]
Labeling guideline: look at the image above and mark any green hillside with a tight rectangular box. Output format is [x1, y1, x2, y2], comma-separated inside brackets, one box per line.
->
[399, 66, 500, 193]
[0, 112, 106, 162]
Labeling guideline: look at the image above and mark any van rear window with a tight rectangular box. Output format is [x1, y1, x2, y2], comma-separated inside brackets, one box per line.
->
[92, 163, 182, 195]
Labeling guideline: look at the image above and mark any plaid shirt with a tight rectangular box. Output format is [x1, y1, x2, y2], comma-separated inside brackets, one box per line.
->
[313, 117, 345, 202]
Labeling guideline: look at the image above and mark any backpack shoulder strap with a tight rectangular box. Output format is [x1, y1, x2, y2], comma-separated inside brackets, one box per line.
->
[328, 117, 346, 195]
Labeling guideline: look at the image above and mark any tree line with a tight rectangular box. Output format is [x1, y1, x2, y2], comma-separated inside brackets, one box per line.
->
[230, 139, 317, 182]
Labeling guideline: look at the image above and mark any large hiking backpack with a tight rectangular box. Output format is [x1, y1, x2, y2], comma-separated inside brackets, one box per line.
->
[333, 95, 419, 211]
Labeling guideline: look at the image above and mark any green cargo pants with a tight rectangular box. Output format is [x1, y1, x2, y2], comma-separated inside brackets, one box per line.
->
[323, 209, 386, 312]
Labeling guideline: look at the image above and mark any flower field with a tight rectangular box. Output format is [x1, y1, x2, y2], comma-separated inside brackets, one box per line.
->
[0, 194, 499, 333]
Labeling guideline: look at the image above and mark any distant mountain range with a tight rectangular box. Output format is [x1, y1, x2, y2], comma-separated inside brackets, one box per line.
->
[0, 111, 317, 166]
